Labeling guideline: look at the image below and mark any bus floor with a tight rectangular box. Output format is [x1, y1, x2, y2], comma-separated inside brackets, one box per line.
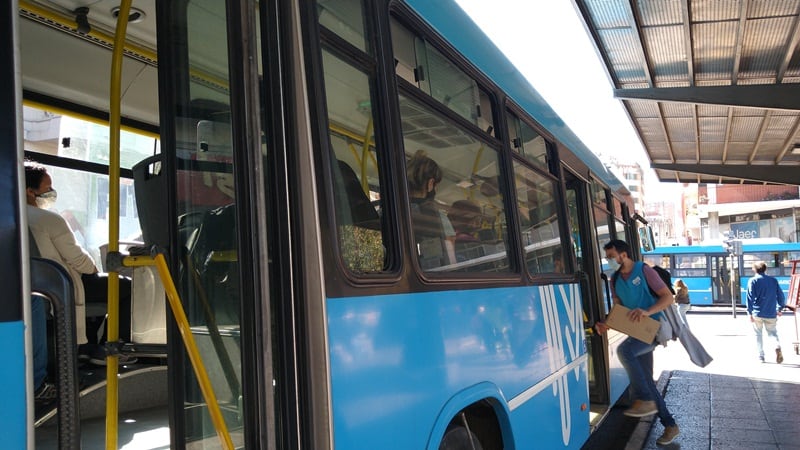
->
[35, 358, 169, 449]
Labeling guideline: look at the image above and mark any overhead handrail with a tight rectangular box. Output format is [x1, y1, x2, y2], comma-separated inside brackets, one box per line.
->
[19, 0, 229, 93]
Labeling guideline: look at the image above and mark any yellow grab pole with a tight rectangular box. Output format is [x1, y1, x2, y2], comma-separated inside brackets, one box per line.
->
[153, 254, 234, 450]
[106, 0, 131, 448]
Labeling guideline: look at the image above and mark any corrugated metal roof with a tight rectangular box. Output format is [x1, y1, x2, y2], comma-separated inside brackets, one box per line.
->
[574, 0, 800, 185]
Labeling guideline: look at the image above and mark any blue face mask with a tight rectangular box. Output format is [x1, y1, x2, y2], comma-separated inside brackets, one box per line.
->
[607, 257, 620, 271]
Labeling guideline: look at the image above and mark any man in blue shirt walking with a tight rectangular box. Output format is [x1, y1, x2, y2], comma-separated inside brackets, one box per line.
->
[595, 239, 680, 445]
[746, 261, 786, 363]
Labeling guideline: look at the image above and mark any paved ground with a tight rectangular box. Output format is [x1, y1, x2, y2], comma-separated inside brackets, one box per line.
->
[603, 308, 800, 449]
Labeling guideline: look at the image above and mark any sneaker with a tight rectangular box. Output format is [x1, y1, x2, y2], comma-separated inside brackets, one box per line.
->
[90, 352, 138, 366]
[776, 348, 783, 364]
[759, 355, 765, 363]
[656, 425, 680, 445]
[623, 399, 658, 417]
[34, 382, 57, 402]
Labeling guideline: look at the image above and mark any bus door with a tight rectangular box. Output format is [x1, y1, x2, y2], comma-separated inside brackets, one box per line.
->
[564, 173, 611, 420]
[711, 255, 733, 304]
[153, 1, 304, 448]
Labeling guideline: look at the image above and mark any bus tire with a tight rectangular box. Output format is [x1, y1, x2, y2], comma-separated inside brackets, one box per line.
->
[439, 424, 484, 450]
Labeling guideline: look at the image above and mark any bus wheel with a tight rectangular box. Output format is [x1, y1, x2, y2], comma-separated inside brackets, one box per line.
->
[439, 424, 484, 450]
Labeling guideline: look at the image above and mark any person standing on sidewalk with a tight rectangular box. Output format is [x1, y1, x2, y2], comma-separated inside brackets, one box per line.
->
[746, 261, 786, 363]
[596, 239, 680, 446]
[674, 279, 691, 327]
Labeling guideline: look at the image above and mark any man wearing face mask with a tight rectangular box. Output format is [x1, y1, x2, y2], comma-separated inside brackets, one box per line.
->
[25, 162, 136, 368]
[595, 239, 680, 446]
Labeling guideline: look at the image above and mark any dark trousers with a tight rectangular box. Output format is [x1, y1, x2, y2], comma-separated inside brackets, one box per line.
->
[81, 273, 132, 344]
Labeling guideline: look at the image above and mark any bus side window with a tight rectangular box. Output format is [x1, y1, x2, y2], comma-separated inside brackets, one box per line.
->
[320, 48, 387, 274]
[399, 95, 510, 274]
[513, 160, 564, 275]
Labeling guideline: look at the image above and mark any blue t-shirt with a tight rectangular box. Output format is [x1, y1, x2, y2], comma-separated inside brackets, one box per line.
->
[613, 261, 665, 321]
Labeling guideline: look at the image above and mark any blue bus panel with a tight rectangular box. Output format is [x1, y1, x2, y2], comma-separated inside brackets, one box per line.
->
[327, 284, 591, 449]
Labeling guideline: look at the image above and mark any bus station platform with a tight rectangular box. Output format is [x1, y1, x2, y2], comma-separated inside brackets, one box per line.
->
[586, 309, 800, 450]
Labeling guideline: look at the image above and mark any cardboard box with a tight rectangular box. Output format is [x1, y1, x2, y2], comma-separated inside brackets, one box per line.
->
[605, 304, 659, 344]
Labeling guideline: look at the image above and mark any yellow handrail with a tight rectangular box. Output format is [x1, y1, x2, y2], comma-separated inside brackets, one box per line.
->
[151, 254, 235, 449]
[105, 2, 233, 448]
[105, 0, 130, 447]
[121, 253, 235, 449]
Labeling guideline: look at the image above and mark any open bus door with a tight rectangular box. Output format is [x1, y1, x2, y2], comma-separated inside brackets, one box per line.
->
[564, 172, 612, 426]
[711, 255, 733, 305]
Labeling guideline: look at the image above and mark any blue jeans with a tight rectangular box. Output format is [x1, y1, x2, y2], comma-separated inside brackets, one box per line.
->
[31, 296, 48, 390]
[752, 317, 780, 357]
[618, 336, 675, 427]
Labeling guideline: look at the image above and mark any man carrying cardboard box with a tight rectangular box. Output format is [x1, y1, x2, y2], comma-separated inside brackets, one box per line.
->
[595, 239, 680, 446]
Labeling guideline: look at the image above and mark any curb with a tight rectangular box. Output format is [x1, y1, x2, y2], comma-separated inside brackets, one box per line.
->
[624, 370, 672, 450]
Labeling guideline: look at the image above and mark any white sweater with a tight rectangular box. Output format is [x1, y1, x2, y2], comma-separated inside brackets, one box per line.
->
[27, 205, 97, 344]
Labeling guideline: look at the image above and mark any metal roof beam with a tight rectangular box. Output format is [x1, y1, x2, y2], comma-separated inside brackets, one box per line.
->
[656, 103, 675, 162]
[722, 108, 733, 163]
[614, 85, 800, 111]
[778, 5, 800, 82]
[731, 0, 748, 84]
[775, 116, 800, 163]
[651, 163, 799, 185]
[680, 0, 694, 85]
[625, 0, 654, 86]
[748, 111, 771, 164]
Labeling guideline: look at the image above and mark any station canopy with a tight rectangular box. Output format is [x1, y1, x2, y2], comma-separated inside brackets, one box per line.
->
[574, 0, 800, 185]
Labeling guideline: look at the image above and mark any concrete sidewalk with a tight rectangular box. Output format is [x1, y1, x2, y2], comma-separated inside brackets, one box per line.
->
[634, 370, 800, 449]
[631, 312, 800, 449]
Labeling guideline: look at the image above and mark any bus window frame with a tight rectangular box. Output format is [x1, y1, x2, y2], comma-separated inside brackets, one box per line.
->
[310, 1, 407, 288]
[396, 80, 521, 282]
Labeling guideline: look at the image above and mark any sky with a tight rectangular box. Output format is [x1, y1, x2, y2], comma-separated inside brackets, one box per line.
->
[454, 0, 683, 201]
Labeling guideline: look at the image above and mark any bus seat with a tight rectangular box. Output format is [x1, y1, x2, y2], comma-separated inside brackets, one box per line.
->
[132, 154, 169, 250]
[334, 160, 380, 230]
[333, 160, 386, 272]
[186, 203, 240, 325]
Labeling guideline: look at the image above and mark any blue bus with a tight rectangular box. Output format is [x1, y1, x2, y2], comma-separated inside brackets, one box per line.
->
[4, 0, 642, 448]
[642, 242, 800, 306]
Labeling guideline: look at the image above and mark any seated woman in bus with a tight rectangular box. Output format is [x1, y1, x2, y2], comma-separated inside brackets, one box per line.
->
[406, 150, 455, 268]
[25, 162, 136, 365]
[447, 199, 485, 262]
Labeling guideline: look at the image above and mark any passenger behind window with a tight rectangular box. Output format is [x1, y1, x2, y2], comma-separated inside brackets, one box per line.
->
[447, 199, 485, 262]
[406, 150, 455, 269]
[552, 247, 565, 274]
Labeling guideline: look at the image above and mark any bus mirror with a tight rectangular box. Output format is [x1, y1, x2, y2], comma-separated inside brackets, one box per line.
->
[638, 226, 656, 252]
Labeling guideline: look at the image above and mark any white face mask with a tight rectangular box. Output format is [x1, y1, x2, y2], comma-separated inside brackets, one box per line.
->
[35, 189, 57, 209]
[607, 257, 621, 271]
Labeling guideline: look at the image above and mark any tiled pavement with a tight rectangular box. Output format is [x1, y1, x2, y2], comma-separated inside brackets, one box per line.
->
[638, 370, 800, 449]
[587, 310, 800, 450]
